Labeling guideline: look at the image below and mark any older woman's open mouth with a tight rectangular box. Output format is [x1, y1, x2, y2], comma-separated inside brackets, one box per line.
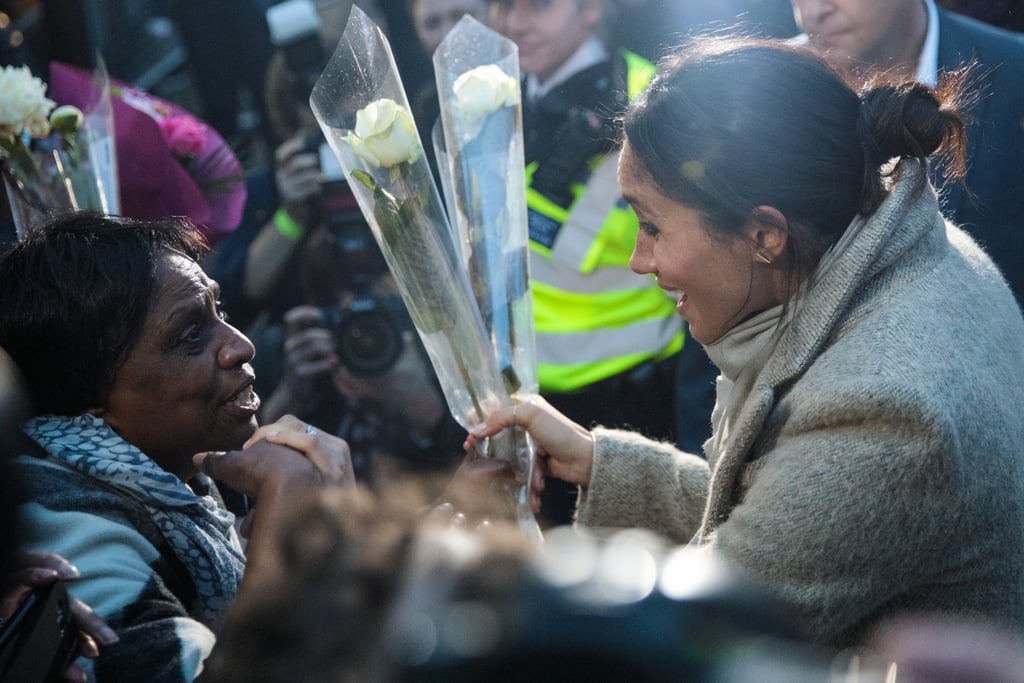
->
[224, 378, 260, 417]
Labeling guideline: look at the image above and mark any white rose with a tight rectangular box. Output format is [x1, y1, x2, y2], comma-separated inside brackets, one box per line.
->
[0, 65, 55, 142]
[49, 105, 84, 135]
[344, 98, 422, 168]
[453, 64, 518, 126]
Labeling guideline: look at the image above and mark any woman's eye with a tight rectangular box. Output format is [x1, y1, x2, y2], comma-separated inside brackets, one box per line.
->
[179, 325, 203, 351]
[640, 222, 659, 238]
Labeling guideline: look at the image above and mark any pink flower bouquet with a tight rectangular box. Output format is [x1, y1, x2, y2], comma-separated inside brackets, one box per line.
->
[48, 62, 247, 245]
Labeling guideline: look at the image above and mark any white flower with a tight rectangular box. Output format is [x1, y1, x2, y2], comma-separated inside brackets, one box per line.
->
[0, 65, 55, 144]
[344, 98, 422, 168]
[48, 105, 84, 136]
[453, 64, 518, 127]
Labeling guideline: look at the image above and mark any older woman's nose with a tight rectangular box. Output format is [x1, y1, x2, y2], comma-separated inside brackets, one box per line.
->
[218, 323, 257, 367]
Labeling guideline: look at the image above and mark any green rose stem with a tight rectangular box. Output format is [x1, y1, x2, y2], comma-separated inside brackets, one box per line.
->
[351, 166, 488, 430]
[452, 106, 524, 395]
[1, 136, 51, 211]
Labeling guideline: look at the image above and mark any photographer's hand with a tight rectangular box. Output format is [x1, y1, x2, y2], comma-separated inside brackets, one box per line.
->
[244, 131, 322, 303]
[260, 306, 338, 424]
[274, 131, 322, 226]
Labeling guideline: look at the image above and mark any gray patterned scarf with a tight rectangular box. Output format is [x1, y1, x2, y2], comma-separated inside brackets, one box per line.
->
[24, 413, 246, 627]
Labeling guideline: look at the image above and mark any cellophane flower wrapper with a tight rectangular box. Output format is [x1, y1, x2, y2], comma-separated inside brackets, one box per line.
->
[1, 62, 119, 239]
[433, 15, 540, 527]
[310, 6, 540, 538]
[80, 60, 120, 220]
[48, 61, 246, 245]
[431, 120, 462, 256]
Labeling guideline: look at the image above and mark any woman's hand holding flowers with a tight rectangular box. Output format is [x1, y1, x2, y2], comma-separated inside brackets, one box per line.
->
[465, 395, 595, 504]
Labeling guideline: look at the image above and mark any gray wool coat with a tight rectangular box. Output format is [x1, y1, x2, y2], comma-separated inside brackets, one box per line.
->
[576, 162, 1024, 648]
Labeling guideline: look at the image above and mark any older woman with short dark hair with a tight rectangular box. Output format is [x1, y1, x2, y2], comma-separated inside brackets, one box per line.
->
[0, 213, 354, 682]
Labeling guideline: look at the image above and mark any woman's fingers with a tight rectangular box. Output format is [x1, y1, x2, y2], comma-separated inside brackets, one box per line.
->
[263, 427, 355, 485]
[203, 413, 356, 493]
[243, 414, 306, 448]
[530, 460, 547, 513]
[465, 395, 594, 487]
[63, 662, 88, 683]
[12, 551, 80, 580]
[69, 596, 119, 648]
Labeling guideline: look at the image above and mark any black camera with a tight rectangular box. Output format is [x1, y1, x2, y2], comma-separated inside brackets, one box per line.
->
[266, 0, 327, 96]
[320, 295, 411, 375]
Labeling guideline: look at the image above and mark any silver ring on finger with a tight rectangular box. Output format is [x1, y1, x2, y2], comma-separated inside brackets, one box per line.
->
[305, 424, 318, 437]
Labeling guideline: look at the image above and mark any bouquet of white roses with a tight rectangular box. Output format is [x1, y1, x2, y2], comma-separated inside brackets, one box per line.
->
[310, 7, 539, 536]
[1, 64, 118, 238]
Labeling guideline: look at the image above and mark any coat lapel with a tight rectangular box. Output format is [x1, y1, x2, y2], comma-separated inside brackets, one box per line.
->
[697, 162, 935, 539]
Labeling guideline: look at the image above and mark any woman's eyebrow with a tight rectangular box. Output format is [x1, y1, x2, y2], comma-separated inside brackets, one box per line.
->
[621, 192, 643, 210]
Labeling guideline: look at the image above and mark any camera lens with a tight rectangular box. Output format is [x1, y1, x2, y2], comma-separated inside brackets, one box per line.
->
[334, 308, 403, 375]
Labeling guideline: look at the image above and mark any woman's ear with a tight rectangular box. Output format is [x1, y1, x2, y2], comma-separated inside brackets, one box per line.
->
[746, 205, 789, 264]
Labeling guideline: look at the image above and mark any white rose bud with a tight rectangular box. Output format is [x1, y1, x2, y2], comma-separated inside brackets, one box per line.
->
[345, 98, 422, 169]
[49, 105, 85, 135]
[453, 64, 518, 127]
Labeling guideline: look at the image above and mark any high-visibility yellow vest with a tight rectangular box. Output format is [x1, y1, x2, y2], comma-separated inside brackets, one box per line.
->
[528, 51, 684, 393]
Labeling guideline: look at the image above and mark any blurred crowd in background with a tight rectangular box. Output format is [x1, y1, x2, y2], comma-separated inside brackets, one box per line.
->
[1, 0, 1020, 239]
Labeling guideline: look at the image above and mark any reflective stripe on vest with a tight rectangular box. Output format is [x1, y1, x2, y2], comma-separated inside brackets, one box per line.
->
[548, 154, 622, 273]
[538, 320, 683, 390]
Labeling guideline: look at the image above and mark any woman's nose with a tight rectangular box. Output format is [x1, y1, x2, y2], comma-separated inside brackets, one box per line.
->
[629, 237, 654, 275]
[218, 322, 256, 368]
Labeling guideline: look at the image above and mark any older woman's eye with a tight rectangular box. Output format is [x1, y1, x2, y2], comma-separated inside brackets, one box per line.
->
[177, 325, 203, 353]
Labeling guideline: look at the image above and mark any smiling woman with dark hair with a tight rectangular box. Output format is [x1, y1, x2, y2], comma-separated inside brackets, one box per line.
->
[0, 213, 355, 682]
[469, 35, 1024, 649]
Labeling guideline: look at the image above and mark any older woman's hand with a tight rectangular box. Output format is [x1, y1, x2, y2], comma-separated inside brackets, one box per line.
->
[194, 415, 355, 497]
[464, 395, 595, 489]
[193, 416, 357, 590]
[433, 453, 525, 519]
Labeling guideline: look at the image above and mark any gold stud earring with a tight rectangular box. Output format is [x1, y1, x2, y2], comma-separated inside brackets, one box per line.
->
[755, 252, 773, 265]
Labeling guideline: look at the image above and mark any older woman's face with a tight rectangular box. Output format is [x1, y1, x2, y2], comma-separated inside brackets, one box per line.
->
[98, 253, 259, 480]
[620, 142, 777, 345]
